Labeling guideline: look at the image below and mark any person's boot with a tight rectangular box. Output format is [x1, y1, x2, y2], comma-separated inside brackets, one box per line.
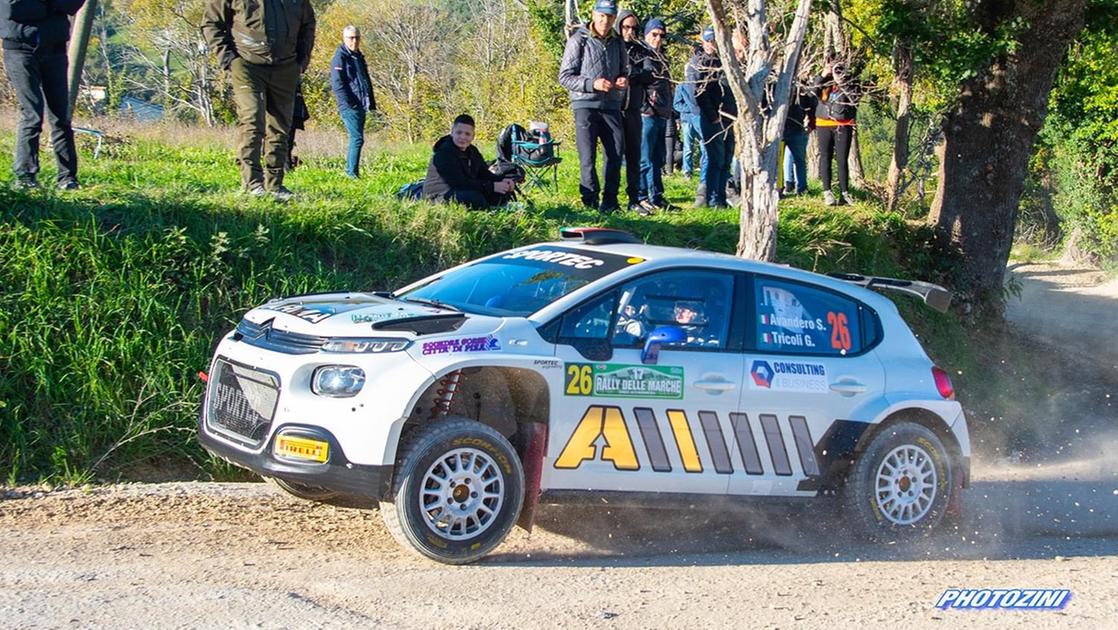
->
[823, 190, 837, 206]
[783, 182, 796, 197]
[272, 186, 295, 202]
[694, 183, 708, 208]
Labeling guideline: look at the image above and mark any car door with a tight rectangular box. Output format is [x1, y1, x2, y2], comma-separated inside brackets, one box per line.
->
[542, 269, 744, 496]
[727, 274, 885, 497]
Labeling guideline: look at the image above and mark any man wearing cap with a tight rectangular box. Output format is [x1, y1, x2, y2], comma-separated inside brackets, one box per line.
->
[685, 26, 731, 208]
[558, 0, 629, 213]
[636, 17, 672, 213]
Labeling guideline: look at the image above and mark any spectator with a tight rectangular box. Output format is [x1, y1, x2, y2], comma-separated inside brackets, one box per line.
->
[812, 61, 858, 206]
[637, 18, 672, 214]
[423, 114, 516, 210]
[330, 25, 376, 179]
[782, 76, 816, 196]
[1, 0, 85, 190]
[673, 79, 700, 179]
[616, 9, 644, 213]
[686, 26, 732, 208]
[558, 0, 628, 213]
[203, 0, 316, 201]
[286, 79, 310, 171]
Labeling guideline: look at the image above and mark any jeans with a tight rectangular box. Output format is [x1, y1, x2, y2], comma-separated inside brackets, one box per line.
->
[783, 128, 809, 192]
[639, 115, 667, 205]
[3, 48, 78, 183]
[680, 119, 700, 175]
[573, 108, 624, 209]
[694, 114, 733, 206]
[340, 108, 367, 177]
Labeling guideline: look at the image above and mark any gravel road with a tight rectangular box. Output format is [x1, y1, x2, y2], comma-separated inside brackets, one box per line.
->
[3, 456, 1117, 629]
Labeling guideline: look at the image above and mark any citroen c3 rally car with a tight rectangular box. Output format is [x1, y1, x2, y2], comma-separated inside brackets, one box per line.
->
[198, 227, 970, 564]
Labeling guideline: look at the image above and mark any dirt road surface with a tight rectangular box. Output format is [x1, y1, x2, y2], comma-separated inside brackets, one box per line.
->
[3, 456, 1117, 629]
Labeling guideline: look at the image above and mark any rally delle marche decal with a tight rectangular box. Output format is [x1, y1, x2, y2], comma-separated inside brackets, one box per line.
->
[564, 363, 684, 400]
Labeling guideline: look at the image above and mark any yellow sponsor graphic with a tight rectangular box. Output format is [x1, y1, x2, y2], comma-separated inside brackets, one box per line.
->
[666, 409, 703, 472]
[555, 405, 639, 470]
[274, 435, 329, 463]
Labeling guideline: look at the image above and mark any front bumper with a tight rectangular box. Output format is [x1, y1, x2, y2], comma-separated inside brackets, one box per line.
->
[198, 412, 393, 501]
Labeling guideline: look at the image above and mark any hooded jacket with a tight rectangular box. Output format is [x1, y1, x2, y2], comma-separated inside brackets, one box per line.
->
[686, 49, 726, 124]
[558, 22, 629, 110]
[202, 0, 316, 71]
[423, 135, 502, 201]
[0, 0, 84, 53]
[330, 44, 375, 112]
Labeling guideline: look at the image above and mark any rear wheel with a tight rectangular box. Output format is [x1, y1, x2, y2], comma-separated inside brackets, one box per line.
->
[844, 421, 952, 539]
[381, 418, 524, 564]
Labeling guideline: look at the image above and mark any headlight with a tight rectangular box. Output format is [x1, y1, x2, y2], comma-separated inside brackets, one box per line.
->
[311, 366, 366, 398]
[321, 338, 411, 353]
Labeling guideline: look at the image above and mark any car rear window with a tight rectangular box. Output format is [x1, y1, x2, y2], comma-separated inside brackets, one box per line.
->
[753, 276, 866, 356]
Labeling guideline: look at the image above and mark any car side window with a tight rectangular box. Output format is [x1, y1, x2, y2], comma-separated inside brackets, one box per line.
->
[559, 290, 619, 340]
[754, 277, 863, 355]
[611, 271, 734, 350]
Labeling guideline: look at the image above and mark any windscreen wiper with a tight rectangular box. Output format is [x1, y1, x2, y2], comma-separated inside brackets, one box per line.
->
[399, 296, 462, 312]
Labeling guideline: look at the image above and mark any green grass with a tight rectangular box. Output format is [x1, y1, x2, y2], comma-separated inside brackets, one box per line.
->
[0, 127, 1066, 484]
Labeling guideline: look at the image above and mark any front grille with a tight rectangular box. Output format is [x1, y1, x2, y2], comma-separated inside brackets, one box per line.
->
[235, 318, 327, 354]
[206, 358, 280, 447]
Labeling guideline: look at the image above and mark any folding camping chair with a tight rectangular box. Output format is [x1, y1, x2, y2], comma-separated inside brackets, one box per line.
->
[510, 123, 562, 194]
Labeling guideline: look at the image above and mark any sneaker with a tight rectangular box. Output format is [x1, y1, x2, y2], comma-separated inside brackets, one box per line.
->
[246, 184, 268, 197]
[599, 204, 621, 215]
[13, 176, 40, 190]
[57, 179, 81, 191]
[783, 184, 796, 196]
[271, 186, 295, 202]
[823, 190, 837, 206]
[639, 199, 660, 215]
[841, 191, 856, 206]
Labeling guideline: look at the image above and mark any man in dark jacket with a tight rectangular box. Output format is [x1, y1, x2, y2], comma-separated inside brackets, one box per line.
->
[558, 0, 628, 213]
[202, 0, 316, 200]
[331, 24, 376, 178]
[636, 17, 672, 213]
[686, 26, 732, 208]
[1, 0, 85, 190]
[423, 114, 516, 209]
[782, 77, 816, 196]
[615, 8, 643, 213]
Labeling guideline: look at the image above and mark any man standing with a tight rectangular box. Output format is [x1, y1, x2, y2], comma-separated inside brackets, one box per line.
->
[686, 26, 732, 208]
[1, 0, 85, 190]
[636, 17, 672, 214]
[558, 0, 628, 213]
[615, 9, 643, 213]
[203, 0, 316, 201]
[331, 25, 375, 179]
[672, 75, 700, 179]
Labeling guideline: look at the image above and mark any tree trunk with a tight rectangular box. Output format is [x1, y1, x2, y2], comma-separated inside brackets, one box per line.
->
[162, 48, 172, 106]
[928, 0, 1087, 316]
[66, 0, 99, 116]
[885, 39, 913, 210]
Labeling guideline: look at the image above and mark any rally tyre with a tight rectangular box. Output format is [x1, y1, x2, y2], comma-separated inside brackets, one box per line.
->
[843, 421, 952, 540]
[380, 418, 525, 564]
[267, 477, 341, 503]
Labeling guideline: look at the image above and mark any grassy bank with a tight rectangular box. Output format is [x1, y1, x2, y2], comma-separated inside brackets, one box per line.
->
[0, 126, 1056, 484]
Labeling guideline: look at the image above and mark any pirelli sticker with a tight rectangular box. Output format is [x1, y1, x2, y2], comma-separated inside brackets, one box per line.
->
[565, 363, 684, 400]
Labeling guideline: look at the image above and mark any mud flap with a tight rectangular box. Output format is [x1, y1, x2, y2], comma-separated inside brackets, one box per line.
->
[946, 467, 965, 519]
[516, 423, 548, 532]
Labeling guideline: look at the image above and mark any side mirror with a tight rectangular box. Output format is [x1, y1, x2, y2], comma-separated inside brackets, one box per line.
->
[641, 326, 686, 365]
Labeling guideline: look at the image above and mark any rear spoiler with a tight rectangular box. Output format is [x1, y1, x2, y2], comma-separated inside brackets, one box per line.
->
[827, 272, 952, 314]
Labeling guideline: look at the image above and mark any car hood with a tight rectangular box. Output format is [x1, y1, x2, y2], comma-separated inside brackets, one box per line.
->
[244, 292, 487, 337]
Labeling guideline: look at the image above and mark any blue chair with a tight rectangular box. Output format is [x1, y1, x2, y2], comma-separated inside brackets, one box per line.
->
[510, 126, 562, 194]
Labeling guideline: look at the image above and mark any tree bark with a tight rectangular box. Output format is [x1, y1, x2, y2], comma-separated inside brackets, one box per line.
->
[928, 0, 1087, 316]
[885, 39, 913, 210]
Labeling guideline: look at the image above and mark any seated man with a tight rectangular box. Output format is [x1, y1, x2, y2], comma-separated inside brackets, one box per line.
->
[423, 114, 516, 209]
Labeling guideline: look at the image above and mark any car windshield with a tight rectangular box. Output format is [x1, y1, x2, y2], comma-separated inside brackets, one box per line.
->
[397, 246, 641, 317]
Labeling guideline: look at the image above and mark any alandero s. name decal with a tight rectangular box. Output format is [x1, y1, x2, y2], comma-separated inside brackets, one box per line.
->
[421, 335, 500, 355]
[565, 363, 684, 400]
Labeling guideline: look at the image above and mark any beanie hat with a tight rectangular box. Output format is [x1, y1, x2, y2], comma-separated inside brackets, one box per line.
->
[644, 18, 667, 35]
[701, 26, 715, 41]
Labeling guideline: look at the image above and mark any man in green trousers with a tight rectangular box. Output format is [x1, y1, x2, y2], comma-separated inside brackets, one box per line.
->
[203, 0, 316, 201]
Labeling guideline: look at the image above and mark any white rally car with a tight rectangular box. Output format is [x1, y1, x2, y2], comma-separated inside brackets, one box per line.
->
[199, 227, 970, 564]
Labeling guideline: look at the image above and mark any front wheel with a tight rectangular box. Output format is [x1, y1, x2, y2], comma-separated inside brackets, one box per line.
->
[267, 477, 341, 502]
[381, 418, 524, 564]
[844, 421, 953, 539]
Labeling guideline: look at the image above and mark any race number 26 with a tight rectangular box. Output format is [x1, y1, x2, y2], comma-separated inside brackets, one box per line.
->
[827, 311, 852, 351]
[565, 363, 593, 396]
